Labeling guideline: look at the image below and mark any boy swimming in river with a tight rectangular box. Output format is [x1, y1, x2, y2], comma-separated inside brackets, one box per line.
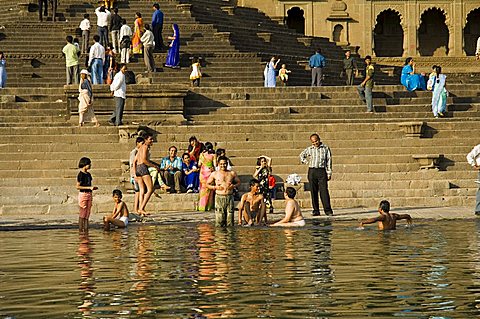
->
[103, 189, 129, 231]
[360, 200, 412, 230]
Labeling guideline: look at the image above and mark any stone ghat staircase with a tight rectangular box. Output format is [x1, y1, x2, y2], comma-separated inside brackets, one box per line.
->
[0, 84, 479, 215]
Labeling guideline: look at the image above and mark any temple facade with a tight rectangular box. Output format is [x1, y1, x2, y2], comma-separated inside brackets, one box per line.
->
[237, 0, 480, 57]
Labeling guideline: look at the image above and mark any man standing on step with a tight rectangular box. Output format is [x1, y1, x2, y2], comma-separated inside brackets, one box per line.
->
[467, 144, 480, 215]
[110, 8, 123, 54]
[62, 35, 80, 85]
[109, 63, 127, 126]
[38, 0, 48, 22]
[299, 133, 333, 216]
[152, 3, 164, 52]
[357, 55, 375, 113]
[95, 5, 111, 47]
[88, 35, 105, 85]
[309, 49, 326, 86]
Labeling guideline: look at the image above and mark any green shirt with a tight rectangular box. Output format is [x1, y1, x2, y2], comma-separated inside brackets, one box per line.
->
[365, 64, 374, 88]
[62, 43, 79, 67]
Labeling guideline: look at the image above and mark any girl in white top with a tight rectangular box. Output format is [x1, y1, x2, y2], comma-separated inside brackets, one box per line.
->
[190, 57, 202, 87]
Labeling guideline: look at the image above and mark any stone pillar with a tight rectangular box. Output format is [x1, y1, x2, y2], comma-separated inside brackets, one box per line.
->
[362, 2, 373, 56]
[405, 1, 417, 56]
[451, 1, 465, 56]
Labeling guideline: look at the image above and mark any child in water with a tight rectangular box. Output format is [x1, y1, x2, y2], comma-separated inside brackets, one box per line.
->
[278, 64, 291, 86]
[360, 200, 412, 230]
[103, 189, 129, 230]
[76, 157, 98, 232]
[190, 57, 202, 87]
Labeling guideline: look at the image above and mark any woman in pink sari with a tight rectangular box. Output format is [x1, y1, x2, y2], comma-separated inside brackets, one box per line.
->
[197, 142, 216, 211]
[132, 12, 144, 55]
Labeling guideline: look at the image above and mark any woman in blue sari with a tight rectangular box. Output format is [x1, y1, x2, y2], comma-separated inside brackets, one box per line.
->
[264, 56, 279, 87]
[182, 152, 199, 193]
[431, 65, 447, 118]
[0, 51, 7, 88]
[165, 24, 180, 68]
[401, 57, 426, 91]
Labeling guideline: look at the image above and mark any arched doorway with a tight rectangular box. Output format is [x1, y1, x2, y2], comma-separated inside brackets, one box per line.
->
[418, 8, 449, 56]
[464, 8, 480, 56]
[333, 24, 343, 43]
[373, 10, 404, 57]
[286, 7, 305, 34]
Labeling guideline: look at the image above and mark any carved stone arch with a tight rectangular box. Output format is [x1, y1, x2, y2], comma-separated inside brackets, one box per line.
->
[286, 6, 305, 34]
[373, 9, 404, 56]
[464, 7, 480, 55]
[418, 6, 450, 28]
[418, 7, 450, 56]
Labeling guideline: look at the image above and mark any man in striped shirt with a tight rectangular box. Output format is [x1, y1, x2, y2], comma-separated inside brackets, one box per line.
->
[299, 133, 333, 216]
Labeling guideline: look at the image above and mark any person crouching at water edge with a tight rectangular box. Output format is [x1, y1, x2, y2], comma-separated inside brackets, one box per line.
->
[238, 179, 266, 226]
[103, 189, 129, 230]
[271, 187, 305, 227]
[360, 200, 412, 230]
[206, 156, 241, 227]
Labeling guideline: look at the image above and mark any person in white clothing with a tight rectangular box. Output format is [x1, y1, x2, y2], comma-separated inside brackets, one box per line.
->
[141, 24, 155, 72]
[119, 19, 133, 64]
[79, 14, 91, 54]
[109, 64, 127, 126]
[476, 36, 480, 60]
[95, 6, 111, 47]
[467, 144, 480, 215]
[88, 35, 105, 85]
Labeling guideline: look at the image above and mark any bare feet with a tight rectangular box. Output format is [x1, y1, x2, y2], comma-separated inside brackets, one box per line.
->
[161, 184, 171, 190]
[94, 122, 100, 127]
[138, 210, 151, 217]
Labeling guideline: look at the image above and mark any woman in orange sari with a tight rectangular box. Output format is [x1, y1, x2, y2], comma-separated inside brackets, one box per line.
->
[132, 12, 144, 55]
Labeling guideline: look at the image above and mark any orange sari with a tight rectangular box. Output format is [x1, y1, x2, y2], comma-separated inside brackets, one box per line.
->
[132, 17, 144, 54]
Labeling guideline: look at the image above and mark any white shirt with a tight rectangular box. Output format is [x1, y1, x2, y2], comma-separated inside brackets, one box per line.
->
[95, 7, 111, 27]
[79, 18, 90, 31]
[110, 71, 126, 99]
[141, 30, 154, 47]
[88, 42, 105, 66]
[120, 24, 133, 39]
[467, 144, 480, 167]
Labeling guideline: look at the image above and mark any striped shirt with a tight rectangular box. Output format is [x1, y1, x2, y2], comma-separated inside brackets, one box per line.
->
[299, 144, 332, 177]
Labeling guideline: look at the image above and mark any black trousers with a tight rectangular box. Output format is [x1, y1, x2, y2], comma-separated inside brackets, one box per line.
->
[38, 0, 48, 21]
[153, 24, 164, 51]
[308, 167, 333, 214]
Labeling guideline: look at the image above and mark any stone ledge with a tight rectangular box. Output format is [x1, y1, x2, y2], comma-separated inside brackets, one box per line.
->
[297, 37, 314, 47]
[412, 154, 444, 170]
[176, 4, 192, 14]
[221, 6, 235, 15]
[398, 121, 426, 138]
[257, 32, 272, 43]
[214, 32, 231, 41]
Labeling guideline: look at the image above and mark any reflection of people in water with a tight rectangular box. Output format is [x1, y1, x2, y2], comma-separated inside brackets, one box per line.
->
[77, 233, 95, 313]
[131, 227, 154, 315]
[271, 187, 305, 227]
[360, 200, 412, 230]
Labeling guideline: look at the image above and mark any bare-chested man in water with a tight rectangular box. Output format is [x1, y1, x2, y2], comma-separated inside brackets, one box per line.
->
[133, 133, 158, 216]
[238, 179, 266, 226]
[360, 200, 412, 230]
[271, 187, 305, 227]
[207, 156, 241, 227]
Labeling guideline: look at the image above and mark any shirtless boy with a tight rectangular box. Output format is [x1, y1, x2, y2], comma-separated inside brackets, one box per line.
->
[238, 179, 266, 226]
[360, 200, 412, 230]
[207, 156, 241, 227]
[103, 189, 129, 231]
[271, 187, 305, 227]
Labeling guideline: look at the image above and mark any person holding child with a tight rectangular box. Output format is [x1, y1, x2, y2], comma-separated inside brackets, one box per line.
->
[103, 189, 129, 230]
[253, 155, 274, 214]
[76, 157, 98, 233]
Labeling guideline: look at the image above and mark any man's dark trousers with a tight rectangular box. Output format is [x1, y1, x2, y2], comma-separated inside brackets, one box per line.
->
[308, 167, 333, 215]
[153, 24, 164, 51]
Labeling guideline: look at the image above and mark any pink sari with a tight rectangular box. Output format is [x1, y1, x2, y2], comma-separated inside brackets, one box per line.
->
[197, 152, 215, 211]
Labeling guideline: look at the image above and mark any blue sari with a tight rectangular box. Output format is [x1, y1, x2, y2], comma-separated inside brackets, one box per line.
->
[0, 58, 6, 88]
[431, 74, 447, 117]
[264, 61, 276, 87]
[401, 65, 426, 91]
[183, 160, 199, 192]
[165, 24, 180, 68]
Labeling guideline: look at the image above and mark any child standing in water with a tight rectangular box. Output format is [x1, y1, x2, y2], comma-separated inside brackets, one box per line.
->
[76, 157, 98, 232]
[278, 64, 291, 86]
[190, 57, 202, 87]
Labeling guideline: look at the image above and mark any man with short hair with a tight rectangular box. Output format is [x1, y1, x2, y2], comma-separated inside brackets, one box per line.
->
[160, 146, 183, 193]
[342, 50, 358, 85]
[119, 19, 133, 64]
[62, 35, 80, 85]
[88, 35, 105, 84]
[309, 48, 326, 86]
[207, 156, 241, 227]
[141, 24, 156, 72]
[238, 179, 265, 226]
[109, 63, 127, 126]
[95, 5, 111, 47]
[79, 14, 91, 54]
[152, 3, 164, 51]
[357, 55, 375, 113]
[110, 8, 123, 54]
[299, 133, 333, 216]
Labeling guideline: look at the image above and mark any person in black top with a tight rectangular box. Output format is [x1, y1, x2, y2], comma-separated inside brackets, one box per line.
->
[76, 157, 98, 232]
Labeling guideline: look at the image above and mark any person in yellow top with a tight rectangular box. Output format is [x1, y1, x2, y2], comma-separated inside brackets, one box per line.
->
[278, 64, 291, 86]
[190, 57, 202, 87]
[357, 55, 375, 113]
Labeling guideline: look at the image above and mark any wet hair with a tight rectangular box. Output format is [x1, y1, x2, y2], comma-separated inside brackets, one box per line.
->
[153, 3, 159, 9]
[405, 57, 413, 65]
[135, 136, 145, 144]
[249, 179, 259, 187]
[204, 142, 215, 154]
[144, 24, 151, 31]
[93, 34, 100, 42]
[217, 155, 228, 164]
[182, 152, 190, 159]
[379, 200, 390, 213]
[66, 35, 73, 43]
[78, 157, 91, 168]
[364, 55, 372, 61]
[84, 13, 89, 19]
[136, 12, 142, 18]
[310, 133, 320, 140]
[112, 189, 123, 198]
[216, 148, 225, 157]
[285, 187, 296, 199]
[189, 136, 198, 143]
[169, 145, 178, 152]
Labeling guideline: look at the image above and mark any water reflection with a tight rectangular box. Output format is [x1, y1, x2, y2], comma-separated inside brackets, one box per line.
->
[77, 233, 95, 316]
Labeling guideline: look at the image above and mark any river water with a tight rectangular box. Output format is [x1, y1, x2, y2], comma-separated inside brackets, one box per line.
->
[1, 220, 480, 318]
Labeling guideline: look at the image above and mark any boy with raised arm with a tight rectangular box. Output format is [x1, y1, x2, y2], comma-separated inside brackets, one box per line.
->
[360, 200, 412, 230]
[238, 179, 266, 226]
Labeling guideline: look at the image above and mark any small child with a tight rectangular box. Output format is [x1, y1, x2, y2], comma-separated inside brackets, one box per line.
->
[278, 64, 291, 86]
[79, 14, 91, 54]
[76, 157, 98, 232]
[103, 189, 129, 230]
[427, 64, 437, 91]
[190, 57, 202, 87]
[268, 172, 276, 200]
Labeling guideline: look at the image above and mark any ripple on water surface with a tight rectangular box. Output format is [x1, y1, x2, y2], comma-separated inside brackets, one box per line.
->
[1, 220, 480, 318]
